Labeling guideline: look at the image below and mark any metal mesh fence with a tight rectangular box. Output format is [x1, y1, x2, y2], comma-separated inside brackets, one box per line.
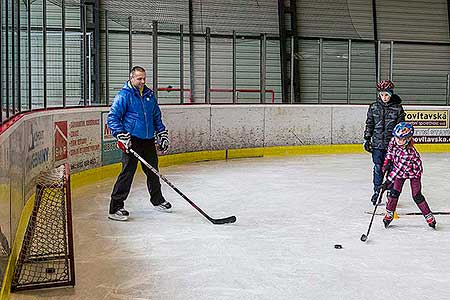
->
[2, 0, 450, 125]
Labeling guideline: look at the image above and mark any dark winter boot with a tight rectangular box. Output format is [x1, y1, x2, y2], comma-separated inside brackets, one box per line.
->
[383, 210, 394, 228]
[425, 213, 436, 229]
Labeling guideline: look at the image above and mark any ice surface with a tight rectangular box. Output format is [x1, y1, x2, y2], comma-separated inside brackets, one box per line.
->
[12, 153, 450, 300]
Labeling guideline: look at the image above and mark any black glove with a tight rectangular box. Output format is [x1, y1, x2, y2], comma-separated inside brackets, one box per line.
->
[363, 140, 372, 153]
[116, 132, 131, 153]
[371, 190, 381, 206]
[156, 130, 170, 153]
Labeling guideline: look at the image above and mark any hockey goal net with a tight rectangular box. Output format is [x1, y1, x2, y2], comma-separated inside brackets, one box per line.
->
[11, 163, 75, 291]
[0, 226, 10, 289]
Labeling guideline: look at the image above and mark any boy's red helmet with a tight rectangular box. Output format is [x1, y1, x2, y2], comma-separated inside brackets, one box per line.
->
[376, 80, 395, 91]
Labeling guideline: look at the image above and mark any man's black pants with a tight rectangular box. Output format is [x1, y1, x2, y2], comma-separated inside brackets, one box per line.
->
[109, 136, 165, 214]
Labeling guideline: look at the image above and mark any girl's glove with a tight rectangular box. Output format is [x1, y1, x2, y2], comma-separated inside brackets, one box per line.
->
[381, 180, 392, 191]
[382, 159, 393, 174]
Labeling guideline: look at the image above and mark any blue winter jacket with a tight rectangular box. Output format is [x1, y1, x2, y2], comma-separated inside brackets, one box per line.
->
[107, 82, 166, 139]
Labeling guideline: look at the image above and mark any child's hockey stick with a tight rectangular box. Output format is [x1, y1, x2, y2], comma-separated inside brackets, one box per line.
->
[361, 179, 390, 242]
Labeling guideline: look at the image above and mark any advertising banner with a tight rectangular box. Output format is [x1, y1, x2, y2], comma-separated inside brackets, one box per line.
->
[54, 121, 68, 161]
[101, 112, 122, 165]
[405, 109, 450, 144]
[54, 112, 102, 173]
[24, 116, 53, 192]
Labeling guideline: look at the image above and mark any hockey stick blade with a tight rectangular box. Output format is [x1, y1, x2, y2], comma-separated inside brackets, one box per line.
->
[364, 211, 450, 216]
[129, 148, 236, 225]
[210, 215, 237, 225]
[361, 188, 387, 242]
[404, 211, 450, 216]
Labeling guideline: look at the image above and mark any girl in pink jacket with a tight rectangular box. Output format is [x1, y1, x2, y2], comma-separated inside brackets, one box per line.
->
[382, 122, 436, 229]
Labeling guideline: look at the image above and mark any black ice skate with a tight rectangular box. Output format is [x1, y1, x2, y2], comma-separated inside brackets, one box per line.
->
[383, 211, 394, 228]
[426, 214, 436, 229]
[383, 218, 392, 228]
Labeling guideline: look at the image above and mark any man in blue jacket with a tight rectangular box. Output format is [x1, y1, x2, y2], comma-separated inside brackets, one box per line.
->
[107, 66, 171, 221]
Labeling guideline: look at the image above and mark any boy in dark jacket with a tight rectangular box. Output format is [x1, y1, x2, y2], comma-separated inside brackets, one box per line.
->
[363, 80, 405, 205]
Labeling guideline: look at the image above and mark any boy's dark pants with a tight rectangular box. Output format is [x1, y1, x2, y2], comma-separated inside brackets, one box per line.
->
[372, 149, 387, 192]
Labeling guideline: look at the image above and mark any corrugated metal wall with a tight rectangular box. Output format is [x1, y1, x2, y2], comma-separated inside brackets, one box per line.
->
[107, 31, 129, 100]
[129, 33, 153, 87]
[102, 0, 189, 30]
[13, 0, 450, 107]
[377, 0, 449, 41]
[99, 15, 128, 104]
[158, 34, 191, 104]
[377, 0, 450, 105]
[100, 0, 280, 104]
[321, 40, 348, 103]
[298, 39, 377, 104]
[296, 0, 375, 103]
[349, 41, 376, 104]
[191, 0, 278, 35]
[296, 0, 449, 41]
[296, 0, 374, 39]
[298, 39, 319, 103]
[236, 38, 260, 103]
[380, 43, 450, 104]
[192, 36, 206, 102]
[210, 37, 233, 103]
[266, 40, 282, 103]
[296, 0, 449, 104]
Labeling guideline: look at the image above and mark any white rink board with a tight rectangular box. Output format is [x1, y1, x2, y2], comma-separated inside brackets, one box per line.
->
[264, 105, 333, 146]
[331, 105, 367, 144]
[162, 106, 212, 153]
[210, 105, 265, 150]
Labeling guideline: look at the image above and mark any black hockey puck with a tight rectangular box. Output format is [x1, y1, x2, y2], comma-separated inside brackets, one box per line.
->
[334, 244, 343, 249]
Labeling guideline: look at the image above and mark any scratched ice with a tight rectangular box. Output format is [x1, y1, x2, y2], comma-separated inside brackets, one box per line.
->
[11, 153, 450, 300]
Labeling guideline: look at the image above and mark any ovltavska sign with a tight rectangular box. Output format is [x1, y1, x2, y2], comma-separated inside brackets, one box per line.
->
[405, 109, 450, 144]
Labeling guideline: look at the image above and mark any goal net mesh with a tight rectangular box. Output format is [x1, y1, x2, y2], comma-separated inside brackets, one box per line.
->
[11, 164, 75, 291]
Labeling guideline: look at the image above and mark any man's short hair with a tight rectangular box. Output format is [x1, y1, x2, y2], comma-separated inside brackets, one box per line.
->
[130, 66, 146, 78]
